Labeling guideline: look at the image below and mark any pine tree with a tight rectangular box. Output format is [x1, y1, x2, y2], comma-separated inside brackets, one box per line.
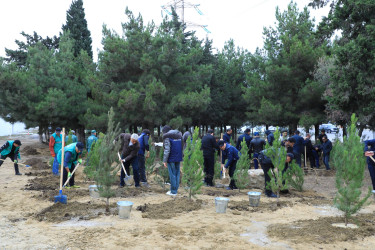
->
[333, 114, 372, 226]
[154, 146, 169, 190]
[264, 128, 288, 206]
[66, 130, 74, 145]
[182, 127, 204, 199]
[84, 108, 120, 212]
[233, 139, 250, 192]
[285, 160, 304, 192]
[62, 0, 93, 59]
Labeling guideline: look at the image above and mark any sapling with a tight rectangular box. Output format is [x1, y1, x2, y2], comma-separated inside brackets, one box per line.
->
[84, 108, 120, 213]
[332, 114, 372, 226]
[233, 139, 250, 192]
[213, 153, 221, 183]
[264, 128, 289, 206]
[145, 137, 156, 180]
[154, 146, 170, 190]
[285, 160, 304, 191]
[66, 130, 73, 145]
[182, 127, 204, 199]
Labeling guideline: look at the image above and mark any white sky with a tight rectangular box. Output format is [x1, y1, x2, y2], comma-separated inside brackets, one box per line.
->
[0, 0, 330, 62]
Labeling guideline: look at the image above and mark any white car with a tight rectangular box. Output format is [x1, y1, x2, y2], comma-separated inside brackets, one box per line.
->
[319, 124, 339, 133]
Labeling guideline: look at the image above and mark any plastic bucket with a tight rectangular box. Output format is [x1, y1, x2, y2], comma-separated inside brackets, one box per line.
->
[89, 185, 100, 198]
[248, 191, 261, 207]
[372, 190, 375, 203]
[117, 201, 133, 219]
[215, 197, 229, 213]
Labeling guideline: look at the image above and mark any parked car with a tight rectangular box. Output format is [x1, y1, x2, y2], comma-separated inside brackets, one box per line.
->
[319, 124, 339, 133]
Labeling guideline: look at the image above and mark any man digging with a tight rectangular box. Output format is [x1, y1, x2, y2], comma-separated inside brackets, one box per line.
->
[0, 139, 23, 175]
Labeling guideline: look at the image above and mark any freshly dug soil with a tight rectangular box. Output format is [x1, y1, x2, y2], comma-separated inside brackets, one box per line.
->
[34, 201, 117, 222]
[268, 213, 375, 244]
[25, 176, 60, 190]
[32, 189, 89, 202]
[202, 187, 244, 197]
[24, 158, 49, 170]
[25, 171, 50, 177]
[21, 146, 39, 155]
[136, 198, 203, 219]
[228, 200, 294, 212]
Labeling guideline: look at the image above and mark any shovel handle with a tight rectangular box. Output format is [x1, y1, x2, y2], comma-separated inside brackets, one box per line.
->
[370, 155, 375, 163]
[63, 163, 80, 187]
[0, 159, 31, 167]
[118, 152, 129, 176]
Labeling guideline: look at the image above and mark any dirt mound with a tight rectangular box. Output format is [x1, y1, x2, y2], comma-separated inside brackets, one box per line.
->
[21, 146, 39, 155]
[228, 200, 293, 212]
[136, 198, 203, 219]
[25, 171, 50, 177]
[25, 176, 59, 191]
[24, 158, 49, 170]
[32, 189, 89, 202]
[268, 213, 375, 244]
[34, 201, 117, 222]
[203, 188, 243, 197]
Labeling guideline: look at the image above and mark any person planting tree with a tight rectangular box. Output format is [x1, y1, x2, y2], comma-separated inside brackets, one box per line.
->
[364, 139, 375, 191]
[218, 139, 240, 190]
[57, 142, 84, 188]
[201, 128, 220, 187]
[0, 139, 23, 175]
[138, 129, 151, 188]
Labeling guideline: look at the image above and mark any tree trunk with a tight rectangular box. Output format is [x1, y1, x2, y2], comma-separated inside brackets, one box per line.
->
[358, 125, 365, 138]
[157, 126, 161, 142]
[76, 125, 85, 144]
[38, 126, 45, 143]
[106, 198, 110, 213]
[314, 123, 320, 144]
[342, 125, 347, 137]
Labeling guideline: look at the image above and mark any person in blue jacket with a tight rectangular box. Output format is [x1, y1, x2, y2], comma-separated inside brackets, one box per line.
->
[57, 142, 84, 188]
[265, 130, 274, 146]
[319, 135, 332, 170]
[223, 128, 232, 144]
[0, 140, 22, 175]
[66, 130, 78, 143]
[138, 129, 151, 188]
[292, 130, 304, 167]
[87, 130, 98, 153]
[364, 139, 375, 190]
[236, 128, 252, 151]
[219, 140, 240, 190]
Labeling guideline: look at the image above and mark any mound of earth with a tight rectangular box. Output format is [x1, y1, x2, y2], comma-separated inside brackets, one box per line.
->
[136, 198, 203, 219]
[34, 201, 117, 222]
[25, 176, 59, 191]
[228, 200, 293, 212]
[24, 158, 49, 170]
[21, 146, 39, 155]
[268, 213, 375, 244]
[32, 189, 89, 202]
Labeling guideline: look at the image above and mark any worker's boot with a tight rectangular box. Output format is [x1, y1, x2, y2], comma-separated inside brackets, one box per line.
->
[15, 164, 22, 175]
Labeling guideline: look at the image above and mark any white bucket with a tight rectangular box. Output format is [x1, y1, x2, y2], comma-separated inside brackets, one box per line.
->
[248, 191, 261, 207]
[89, 185, 100, 198]
[215, 197, 229, 213]
[372, 190, 375, 203]
[117, 201, 133, 219]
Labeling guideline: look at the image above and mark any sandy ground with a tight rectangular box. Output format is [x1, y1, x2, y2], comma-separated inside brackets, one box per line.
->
[1, 134, 375, 249]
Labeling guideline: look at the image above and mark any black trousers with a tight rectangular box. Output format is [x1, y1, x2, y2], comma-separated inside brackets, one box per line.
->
[304, 152, 315, 168]
[262, 163, 274, 195]
[203, 154, 215, 186]
[63, 163, 76, 187]
[228, 160, 238, 189]
[0, 154, 20, 174]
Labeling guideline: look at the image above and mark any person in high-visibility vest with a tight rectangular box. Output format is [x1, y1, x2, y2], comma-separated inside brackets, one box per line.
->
[0, 139, 22, 175]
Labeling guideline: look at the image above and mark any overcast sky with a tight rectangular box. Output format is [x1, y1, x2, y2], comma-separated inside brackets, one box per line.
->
[0, 0, 329, 62]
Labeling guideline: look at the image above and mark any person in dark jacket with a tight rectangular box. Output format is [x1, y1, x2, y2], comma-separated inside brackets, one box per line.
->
[116, 133, 141, 187]
[364, 139, 375, 190]
[319, 135, 332, 170]
[303, 133, 316, 169]
[318, 129, 326, 144]
[223, 128, 232, 144]
[0, 140, 22, 175]
[249, 132, 266, 169]
[201, 129, 220, 186]
[265, 130, 274, 146]
[162, 125, 183, 196]
[292, 130, 304, 167]
[312, 143, 321, 168]
[259, 149, 294, 197]
[219, 140, 240, 190]
[236, 128, 252, 151]
[138, 129, 151, 188]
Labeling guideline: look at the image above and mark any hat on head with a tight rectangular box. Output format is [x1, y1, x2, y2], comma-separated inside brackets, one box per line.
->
[218, 140, 225, 147]
[71, 130, 75, 134]
[76, 142, 84, 152]
[162, 125, 171, 134]
[131, 133, 139, 140]
[254, 132, 259, 136]
[91, 130, 96, 134]
[55, 127, 62, 132]
[14, 140, 22, 146]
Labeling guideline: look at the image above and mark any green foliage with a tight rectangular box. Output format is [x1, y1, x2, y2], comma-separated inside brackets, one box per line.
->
[213, 153, 222, 183]
[182, 127, 204, 199]
[145, 137, 156, 179]
[332, 114, 372, 225]
[84, 132, 104, 179]
[233, 139, 250, 192]
[154, 146, 169, 190]
[66, 130, 74, 145]
[264, 128, 288, 205]
[285, 161, 304, 192]
[84, 108, 120, 212]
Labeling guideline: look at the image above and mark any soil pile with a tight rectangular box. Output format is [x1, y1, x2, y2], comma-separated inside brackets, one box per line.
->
[136, 198, 203, 219]
[268, 213, 375, 244]
[24, 158, 49, 170]
[21, 146, 39, 155]
[25, 176, 59, 190]
[229, 200, 293, 212]
[34, 201, 117, 222]
[32, 189, 89, 202]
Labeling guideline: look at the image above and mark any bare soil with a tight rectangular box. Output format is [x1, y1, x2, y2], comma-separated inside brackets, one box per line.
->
[23, 157, 49, 170]
[21, 145, 39, 155]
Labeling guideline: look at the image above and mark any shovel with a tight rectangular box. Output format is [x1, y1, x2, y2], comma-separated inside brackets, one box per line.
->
[62, 163, 81, 188]
[54, 128, 67, 204]
[118, 152, 131, 186]
[0, 159, 31, 168]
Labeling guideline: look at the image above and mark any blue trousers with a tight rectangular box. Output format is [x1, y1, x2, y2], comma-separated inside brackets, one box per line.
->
[253, 153, 259, 169]
[323, 154, 331, 170]
[120, 155, 140, 187]
[167, 162, 180, 194]
[368, 163, 375, 190]
[294, 151, 301, 167]
[52, 156, 59, 175]
[312, 150, 320, 168]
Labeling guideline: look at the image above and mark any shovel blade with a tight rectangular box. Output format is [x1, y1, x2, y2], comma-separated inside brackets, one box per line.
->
[54, 194, 67, 204]
[124, 176, 132, 186]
